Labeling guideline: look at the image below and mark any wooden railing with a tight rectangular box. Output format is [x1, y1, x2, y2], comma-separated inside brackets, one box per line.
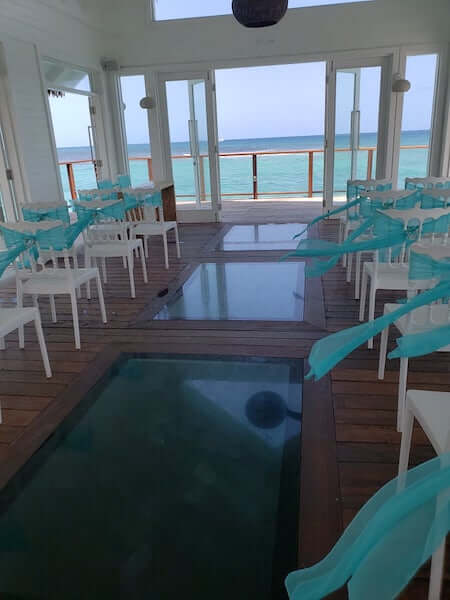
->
[59, 145, 428, 201]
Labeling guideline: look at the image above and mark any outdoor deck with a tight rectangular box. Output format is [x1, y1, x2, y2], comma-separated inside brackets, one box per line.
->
[0, 209, 448, 597]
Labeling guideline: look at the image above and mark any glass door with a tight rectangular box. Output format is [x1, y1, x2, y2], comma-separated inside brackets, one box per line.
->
[159, 71, 221, 220]
[0, 91, 19, 222]
[324, 57, 388, 210]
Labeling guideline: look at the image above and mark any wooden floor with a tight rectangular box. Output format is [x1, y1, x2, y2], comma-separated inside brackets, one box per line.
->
[0, 204, 448, 598]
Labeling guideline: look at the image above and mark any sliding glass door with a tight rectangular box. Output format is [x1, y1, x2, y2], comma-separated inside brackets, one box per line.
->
[324, 56, 389, 210]
[159, 71, 221, 219]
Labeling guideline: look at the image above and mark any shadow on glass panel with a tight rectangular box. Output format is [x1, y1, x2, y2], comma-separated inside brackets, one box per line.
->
[155, 262, 305, 321]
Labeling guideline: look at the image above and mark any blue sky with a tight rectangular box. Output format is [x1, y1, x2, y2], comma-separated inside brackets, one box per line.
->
[49, 55, 438, 147]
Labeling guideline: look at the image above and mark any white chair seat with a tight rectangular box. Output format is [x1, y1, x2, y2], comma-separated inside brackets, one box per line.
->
[133, 221, 176, 235]
[0, 307, 39, 335]
[86, 239, 141, 258]
[21, 268, 100, 295]
[407, 390, 450, 455]
[363, 262, 430, 291]
[382, 302, 450, 343]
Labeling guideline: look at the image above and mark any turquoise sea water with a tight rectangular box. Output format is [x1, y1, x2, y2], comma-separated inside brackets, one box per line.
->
[57, 130, 430, 202]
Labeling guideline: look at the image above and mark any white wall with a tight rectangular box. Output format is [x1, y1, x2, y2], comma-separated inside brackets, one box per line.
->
[105, 0, 450, 68]
[0, 0, 111, 204]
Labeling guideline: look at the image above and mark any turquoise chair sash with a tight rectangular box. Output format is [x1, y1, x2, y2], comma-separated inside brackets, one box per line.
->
[305, 280, 450, 380]
[0, 243, 28, 278]
[22, 204, 70, 225]
[117, 174, 131, 188]
[286, 454, 450, 600]
[98, 179, 114, 190]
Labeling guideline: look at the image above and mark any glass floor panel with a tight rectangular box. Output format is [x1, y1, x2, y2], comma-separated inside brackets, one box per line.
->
[219, 224, 307, 251]
[0, 354, 302, 600]
[155, 262, 305, 321]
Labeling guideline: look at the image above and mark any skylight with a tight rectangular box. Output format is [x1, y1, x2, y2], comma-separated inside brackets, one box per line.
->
[152, 1, 372, 22]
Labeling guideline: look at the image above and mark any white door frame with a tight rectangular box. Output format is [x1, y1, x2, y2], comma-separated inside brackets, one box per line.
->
[390, 44, 449, 186]
[40, 56, 110, 198]
[0, 71, 27, 221]
[157, 70, 221, 222]
[324, 54, 394, 211]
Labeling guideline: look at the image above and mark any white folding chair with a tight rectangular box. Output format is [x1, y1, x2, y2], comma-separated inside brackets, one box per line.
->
[131, 203, 181, 269]
[398, 390, 450, 600]
[84, 214, 147, 299]
[0, 307, 51, 380]
[359, 208, 449, 347]
[4, 222, 108, 351]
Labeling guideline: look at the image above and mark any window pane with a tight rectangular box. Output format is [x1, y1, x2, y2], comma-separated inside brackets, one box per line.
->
[398, 54, 438, 186]
[42, 59, 91, 93]
[120, 75, 153, 187]
[153, 0, 372, 21]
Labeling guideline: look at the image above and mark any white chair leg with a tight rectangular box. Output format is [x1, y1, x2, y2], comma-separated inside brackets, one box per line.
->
[17, 282, 25, 349]
[359, 269, 368, 322]
[139, 243, 148, 284]
[128, 251, 136, 298]
[367, 280, 377, 349]
[346, 251, 353, 283]
[397, 357, 409, 432]
[122, 256, 127, 269]
[70, 290, 81, 350]
[174, 225, 181, 258]
[398, 408, 414, 475]
[144, 236, 149, 259]
[34, 314, 52, 378]
[86, 255, 92, 300]
[398, 403, 414, 474]
[95, 272, 107, 324]
[73, 251, 81, 299]
[378, 325, 389, 380]
[162, 232, 169, 270]
[101, 257, 107, 284]
[49, 295, 57, 323]
[428, 541, 446, 600]
[354, 252, 361, 300]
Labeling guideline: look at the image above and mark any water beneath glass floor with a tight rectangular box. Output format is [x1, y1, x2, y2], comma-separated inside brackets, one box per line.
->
[155, 262, 305, 321]
[219, 224, 307, 251]
[0, 355, 302, 600]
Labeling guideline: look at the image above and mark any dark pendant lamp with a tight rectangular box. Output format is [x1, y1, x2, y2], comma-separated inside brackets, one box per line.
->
[232, 0, 288, 28]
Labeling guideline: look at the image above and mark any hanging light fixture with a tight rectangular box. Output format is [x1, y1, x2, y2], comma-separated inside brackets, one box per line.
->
[392, 73, 411, 93]
[232, 0, 288, 28]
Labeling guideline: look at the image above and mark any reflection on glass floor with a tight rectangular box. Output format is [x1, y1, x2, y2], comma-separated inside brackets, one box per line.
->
[0, 355, 302, 599]
[219, 223, 307, 251]
[155, 262, 305, 321]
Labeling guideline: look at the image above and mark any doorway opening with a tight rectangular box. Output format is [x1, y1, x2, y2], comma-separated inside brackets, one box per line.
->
[48, 92, 97, 202]
[214, 62, 326, 221]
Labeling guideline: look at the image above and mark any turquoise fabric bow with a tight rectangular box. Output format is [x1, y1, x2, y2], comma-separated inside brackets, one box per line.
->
[286, 454, 450, 600]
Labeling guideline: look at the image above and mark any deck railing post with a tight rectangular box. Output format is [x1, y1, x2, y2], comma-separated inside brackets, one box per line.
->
[199, 155, 206, 202]
[252, 153, 258, 199]
[66, 162, 77, 200]
[308, 151, 314, 197]
[367, 149, 374, 180]
[147, 157, 153, 181]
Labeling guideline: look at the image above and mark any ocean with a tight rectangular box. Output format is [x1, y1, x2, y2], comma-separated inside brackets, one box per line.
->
[56, 130, 430, 201]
